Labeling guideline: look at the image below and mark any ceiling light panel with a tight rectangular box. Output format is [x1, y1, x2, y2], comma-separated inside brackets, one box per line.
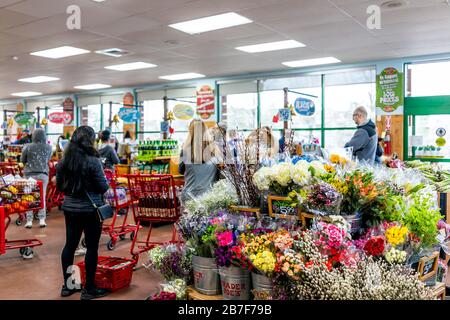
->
[18, 76, 60, 83]
[74, 84, 111, 90]
[104, 62, 157, 71]
[282, 57, 341, 68]
[169, 12, 252, 34]
[30, 46, 90, 59]
[159, 73, 206, 81]
[236, 40, 306, 53]
[11, 91, 42, 97]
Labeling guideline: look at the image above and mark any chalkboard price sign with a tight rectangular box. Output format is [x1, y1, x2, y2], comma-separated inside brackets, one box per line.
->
[418, 251, 439, 282]
[268, 195, 299, 220]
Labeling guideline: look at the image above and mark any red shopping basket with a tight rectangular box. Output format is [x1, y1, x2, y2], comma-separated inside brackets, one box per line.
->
[77, 256, 136, 292]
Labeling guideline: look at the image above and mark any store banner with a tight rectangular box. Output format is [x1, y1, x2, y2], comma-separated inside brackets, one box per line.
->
[118, 107, 140, 123]
[294, 97, 315, 116]
[48, 112, 73, 124]
[173, 104, 194, 120]
[376, 66, 404, 116]
[62, 97, 75, 125]
[14, 113, 35, 125]
[160, 121, 169, 133]
[196, 83, 215, 120]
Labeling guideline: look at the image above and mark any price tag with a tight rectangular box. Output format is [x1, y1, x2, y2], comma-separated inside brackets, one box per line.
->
[268, 195, 299, 220]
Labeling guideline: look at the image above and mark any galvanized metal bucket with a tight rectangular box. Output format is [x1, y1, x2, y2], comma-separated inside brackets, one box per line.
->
[219, 265, 251, 300]
[192, 255, 221, 295]
[251, 272, 273, 299]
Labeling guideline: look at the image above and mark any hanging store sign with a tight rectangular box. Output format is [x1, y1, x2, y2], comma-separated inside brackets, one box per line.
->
[160, 121, 169, 133]
[14, 113, 35, 125]
[294, 97, 315, 116]
[278, 108, 291, 122]
[173, 104, 194, 120]
[48, 112, 73, 125]
[196, 84, 215, 120]
[376, 67, 404, 115]
[118, 107, 140, 123]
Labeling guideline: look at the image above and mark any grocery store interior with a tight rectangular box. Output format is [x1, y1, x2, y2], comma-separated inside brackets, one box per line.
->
[2, 0, 450, 301]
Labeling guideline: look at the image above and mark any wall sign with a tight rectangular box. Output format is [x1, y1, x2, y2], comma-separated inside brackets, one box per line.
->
[62, 97, 75, 125]
[196, 84, 215, 120]
[173, 104, 194, 120]
[294, 97, 315, 116]
[376, 67, 404, 115]
[268, 195, 299, 220]
[436, 128, 446, 137]
[118, 107, 140, 123]
[278, 108, 291, 122]
[14, 113, 35, 125]
[48, 112, 73, 125]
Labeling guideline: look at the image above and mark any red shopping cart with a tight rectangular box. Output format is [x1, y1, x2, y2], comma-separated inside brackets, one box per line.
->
[127, 174, 181, 262]
[45, 160, 63, 213]
[101, 170, 139, 250]
[0, 180, 44, 259]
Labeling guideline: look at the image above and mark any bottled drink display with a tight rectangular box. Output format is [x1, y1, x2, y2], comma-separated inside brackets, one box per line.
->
[137, 139, 179, 161]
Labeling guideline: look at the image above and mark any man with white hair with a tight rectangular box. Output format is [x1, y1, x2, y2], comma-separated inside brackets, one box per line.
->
[344, 106, 378, 164]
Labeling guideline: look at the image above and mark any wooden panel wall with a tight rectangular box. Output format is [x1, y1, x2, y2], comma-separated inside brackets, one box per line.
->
[376, 115, 404, 160]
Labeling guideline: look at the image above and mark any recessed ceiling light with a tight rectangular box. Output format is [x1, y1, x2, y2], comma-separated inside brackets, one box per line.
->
[169, 12, 252, 34]
[282, 57, 341, 68]
[95, 48, 130, 57]
[11, 91, 42, 97]
[381, 0, 409, 9]
[236, 40, 306, 53]
[74, 84, 111, 90]
[18, 76, 60, 83]
[92, 0, 106, 2]
[159, 73, 206, 81]
[105, 62, 157, 71]
[30, 46, 90, 59]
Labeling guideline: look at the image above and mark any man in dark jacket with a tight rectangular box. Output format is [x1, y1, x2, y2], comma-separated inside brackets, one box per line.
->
[21, 128, 52, 228]
[344, 106, 378, 164]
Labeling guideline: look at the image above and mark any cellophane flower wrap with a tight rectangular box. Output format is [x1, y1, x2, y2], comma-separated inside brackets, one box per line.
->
[304, 183, 342, 216]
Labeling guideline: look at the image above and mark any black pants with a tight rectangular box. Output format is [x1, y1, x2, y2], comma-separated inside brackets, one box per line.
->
[61, 210, 102, 291]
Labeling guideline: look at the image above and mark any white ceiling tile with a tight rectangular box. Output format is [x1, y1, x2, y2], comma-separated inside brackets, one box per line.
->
[6, 0, 95, 18]
[4, 14, 69, 37]
[0, 9, 38, 30]
[101, 0, 194, 16]
[85, 15, 162, 37]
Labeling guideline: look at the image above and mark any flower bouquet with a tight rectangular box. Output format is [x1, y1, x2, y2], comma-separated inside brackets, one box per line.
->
[303, 183, 342, 216]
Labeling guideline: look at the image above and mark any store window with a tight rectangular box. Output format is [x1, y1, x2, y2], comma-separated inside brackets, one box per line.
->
[324, 69, 376, 129]
[168, 97, 195, 133]
[407, 60, 450, 97]
[219, 81, 258, 131]
[260, 75, 322, 130]
[143, 100, 164, 133]
[80, 104, 101, 132]
[324, 130, 355, 150]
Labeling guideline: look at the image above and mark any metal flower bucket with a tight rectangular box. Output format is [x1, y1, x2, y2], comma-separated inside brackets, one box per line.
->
[251, 272, 273, 299]
[192, 255, 221, 295]
[219, 265, 251, 300]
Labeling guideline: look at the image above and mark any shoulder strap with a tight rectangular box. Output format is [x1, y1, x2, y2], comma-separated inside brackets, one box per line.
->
[84, 189, 98, 209]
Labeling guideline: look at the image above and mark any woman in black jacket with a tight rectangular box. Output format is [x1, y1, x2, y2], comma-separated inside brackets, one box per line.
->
[57, 126, 110, 300]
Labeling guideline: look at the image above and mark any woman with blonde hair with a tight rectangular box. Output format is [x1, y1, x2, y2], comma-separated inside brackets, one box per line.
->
[245, 126, 278, 164]
[178, 119, 220, 204]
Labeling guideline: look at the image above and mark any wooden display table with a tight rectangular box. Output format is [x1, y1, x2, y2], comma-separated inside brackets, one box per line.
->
[186, 286, 223, 300]
[431, 282, 446, 300]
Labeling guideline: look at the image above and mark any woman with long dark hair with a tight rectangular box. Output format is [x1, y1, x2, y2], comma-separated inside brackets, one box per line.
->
[56, 126, 110, 300]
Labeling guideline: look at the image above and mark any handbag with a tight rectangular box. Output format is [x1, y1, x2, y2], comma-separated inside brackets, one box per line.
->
[84, 190, 114, 222]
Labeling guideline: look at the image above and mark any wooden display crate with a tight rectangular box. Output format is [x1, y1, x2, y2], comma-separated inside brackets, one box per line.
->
[431, 282, 446, 300]
[300, 212, 332, 228]
[186, 286, 223, 300]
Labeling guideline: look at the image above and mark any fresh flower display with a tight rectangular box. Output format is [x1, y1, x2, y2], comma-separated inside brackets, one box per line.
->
[184, 180, 238, 216]
[149, 291, 177, 300]
[276, 249, 303, 280]
[160, 278, 187, 300]
[385, 225, 408, 247]
[385, 247, 407, 264]
[145, 243, 193, 282]
[363, 236, 385, 257]
[303, 183, 341, 215]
